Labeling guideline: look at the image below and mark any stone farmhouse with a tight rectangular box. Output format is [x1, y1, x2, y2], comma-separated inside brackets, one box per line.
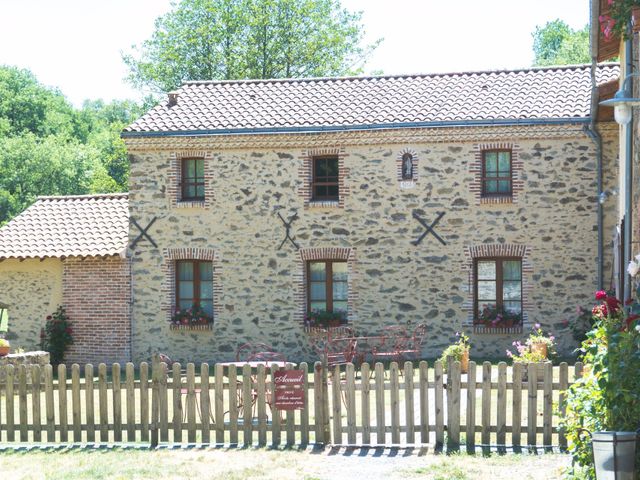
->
[0, 64, 621, 364]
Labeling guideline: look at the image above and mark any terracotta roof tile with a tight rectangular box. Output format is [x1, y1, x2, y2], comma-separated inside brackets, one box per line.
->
[0, 194, 128, 260]
[124, 64, 620, 135]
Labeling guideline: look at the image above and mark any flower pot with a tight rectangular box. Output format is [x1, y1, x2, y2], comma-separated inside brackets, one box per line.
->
[530, 342, 548, 359]
[0, 346, 9, 357]
[460, 349, 470, 374]
[328, 319, 342, 328]
[592, 431, 638, 480]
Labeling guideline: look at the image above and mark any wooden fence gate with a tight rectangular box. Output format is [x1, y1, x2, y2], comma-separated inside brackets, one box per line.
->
[0, 358, 582, 449]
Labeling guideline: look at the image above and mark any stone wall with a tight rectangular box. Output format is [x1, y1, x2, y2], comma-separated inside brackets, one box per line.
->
[62, 256, 131, 364]
[126, 125, 619, 363]
[0, 351, 49, 384]
[0, 259, 62, 350]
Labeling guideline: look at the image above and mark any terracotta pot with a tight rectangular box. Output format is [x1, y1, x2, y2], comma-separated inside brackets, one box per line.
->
[505, 319, 514, 328]
[460, 349, 470, 374]
[0, 346, 10, 357]
[530, 342, 548, 359]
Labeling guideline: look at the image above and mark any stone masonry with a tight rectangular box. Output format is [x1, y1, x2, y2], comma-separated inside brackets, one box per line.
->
[125, 124, 619, 364]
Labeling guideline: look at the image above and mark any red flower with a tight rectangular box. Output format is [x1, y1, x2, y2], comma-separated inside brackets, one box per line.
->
[599, 14, 616, 40]
[606, 296, 621, 313]
[626, 315, 640, 330]
[595, 290, 607, 300]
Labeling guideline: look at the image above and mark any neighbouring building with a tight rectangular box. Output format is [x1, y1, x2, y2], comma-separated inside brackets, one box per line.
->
[0, 194, 130, 364]
[119, 64, 620, 363]
[0, 64, 622, 364]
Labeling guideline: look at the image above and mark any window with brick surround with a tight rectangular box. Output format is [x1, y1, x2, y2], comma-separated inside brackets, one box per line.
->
[481, 150, 512, 197]
[312, 156, 339, 201]
[176, 260, 213, 317]
[181, 158, 205, 201]
[474, 257, 522, 324]
[308, 260, 348, 320]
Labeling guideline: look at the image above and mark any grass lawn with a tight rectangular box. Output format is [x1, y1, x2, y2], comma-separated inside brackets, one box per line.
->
[0, 446, 571, 480]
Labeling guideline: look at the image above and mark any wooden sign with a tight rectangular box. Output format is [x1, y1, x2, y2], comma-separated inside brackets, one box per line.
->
[273, 369, 305, 410]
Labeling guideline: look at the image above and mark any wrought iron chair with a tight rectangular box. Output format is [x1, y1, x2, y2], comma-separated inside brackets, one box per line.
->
[236, 342, 273, 362]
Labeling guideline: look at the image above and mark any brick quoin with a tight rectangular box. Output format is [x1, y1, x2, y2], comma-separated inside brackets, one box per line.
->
[62, 256, 131, 365]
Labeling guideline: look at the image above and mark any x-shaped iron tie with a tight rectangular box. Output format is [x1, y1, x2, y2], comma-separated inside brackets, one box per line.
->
[277, 212, 300, 250]
[411, 211, 446, 246]
[130, 217, 158, 250]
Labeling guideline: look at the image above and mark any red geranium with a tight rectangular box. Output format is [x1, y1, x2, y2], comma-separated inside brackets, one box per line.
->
[595, 290, 607, 300]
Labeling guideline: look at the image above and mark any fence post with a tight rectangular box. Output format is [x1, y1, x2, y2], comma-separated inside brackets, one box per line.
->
[150, 354, 160, 448]
[322, 363, 331, 444]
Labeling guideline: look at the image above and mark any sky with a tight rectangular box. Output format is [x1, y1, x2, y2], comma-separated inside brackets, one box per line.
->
[0, 0, 590, 107]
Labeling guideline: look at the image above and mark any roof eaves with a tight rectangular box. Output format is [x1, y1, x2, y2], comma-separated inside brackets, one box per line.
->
[122, 117, 593, 138]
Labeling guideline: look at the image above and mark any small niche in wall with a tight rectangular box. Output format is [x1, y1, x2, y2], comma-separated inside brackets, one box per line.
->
[396, 148, 418, 189]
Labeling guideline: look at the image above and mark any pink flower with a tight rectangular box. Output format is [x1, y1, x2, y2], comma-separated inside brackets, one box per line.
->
[595, 290, 607, 301]
[534, 323, 541, 330]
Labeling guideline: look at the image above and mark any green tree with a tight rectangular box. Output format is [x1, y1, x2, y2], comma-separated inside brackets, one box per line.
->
[532, 19, 590, 66]
[123, 0, 381, 92]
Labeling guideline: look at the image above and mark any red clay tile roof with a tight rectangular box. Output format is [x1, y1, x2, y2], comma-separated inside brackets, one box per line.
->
[0, 193, 128, 260]
[124, 64, 619, 135]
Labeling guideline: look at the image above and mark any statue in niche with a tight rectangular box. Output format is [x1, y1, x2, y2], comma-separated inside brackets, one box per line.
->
[402, 153, 414, 180]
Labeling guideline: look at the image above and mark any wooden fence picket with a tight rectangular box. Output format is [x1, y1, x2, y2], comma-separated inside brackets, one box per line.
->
[543, 362, 553, 447]
[44, 364, 54, 442]
[434, 360, 444, 448]
[285, 364, 295, 447]
[214, 363, 224, 444]
[228, 366, 238, 445]
[186, 363, 197, 444]
[140, 362, 149, 443]
[346, 363, 357, 445]
[300, 362, 310, 446]
[18, 365, 27, 442]
[313, 362, 324, 445]
[512, 362, 522, 447]
[158, 361, 169, 443]
[72, 364, 81, 442]
[558, 362, 568, 449]
[242, 363, 253, 447]
[497, 362, 507, 446]
[172, 363, 182, 443]
[271, 365, 282, 447]
[98, 363, 108, 442]
[256, 364, 267, 446]
[331, 365, 342, 445]
[58, 364, 68, 443]
[419, 361, 429, 444]
[31, 364, 42, 442]
[361, 362, 371, 445]
[85, 364, 95, 443]
[6, 365, 15, 442]
[200, 363, 211, 445]
[404, 362, 415, 444]
[527, 363, 537, 447]
[375, 362, 385, 444]
[448, 361, 461, 448]
[112, 363, 122, 442]
[126, 363, 135, 442]
[466, 361, 476, 451]
[481, 362, 491, 446]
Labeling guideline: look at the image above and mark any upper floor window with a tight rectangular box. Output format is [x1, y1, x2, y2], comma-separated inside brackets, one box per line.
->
[474, 258, 522, 325]
[181, 158, 205, 201]
[402, 153, 414, 180]
[308, 260, 348, 319]
[312, 156, 339, 201]
[482, 150, 512, 196]
[176, 260, 213, 318]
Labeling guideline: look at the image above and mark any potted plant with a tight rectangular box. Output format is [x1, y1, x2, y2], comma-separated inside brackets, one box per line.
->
[0, 338, 10, 357]
[305, 309, 345, 329]
[561, 288, 640, 479]
[526, 323, 556, 360]
[438, 332, 470, 373]
[476, 304, 522, 329]
[171, 305, 213, 327]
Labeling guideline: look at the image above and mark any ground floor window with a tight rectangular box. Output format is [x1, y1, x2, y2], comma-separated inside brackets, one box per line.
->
[308, 260, 348, 321]
[176, 260, 213, 320]
[475, 258, 522, 326]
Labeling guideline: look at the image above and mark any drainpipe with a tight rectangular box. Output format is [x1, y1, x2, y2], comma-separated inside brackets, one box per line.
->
[623, 32, 634, 303]
[583, 53, 604, 290]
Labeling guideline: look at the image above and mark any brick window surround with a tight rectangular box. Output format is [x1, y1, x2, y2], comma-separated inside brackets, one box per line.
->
[294, 247, 357, 324]
[463, 244, 533, 334]
[161, 248, 222, 325]
[298, 147, 349, 208]
[470, 143, 523, 205]
[396, 148, 419, 187]
[168, 151, 214, 208]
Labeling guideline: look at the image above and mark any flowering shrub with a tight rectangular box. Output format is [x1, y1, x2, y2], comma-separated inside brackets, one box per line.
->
[476, 304, 522, 327]
[598, 0, 640, 40]
[40, 306, 73, 365]
[438, 331, 470, 364]
[171, 305, 213, 326]
[505, 323, 556, 363]
[304, 309, 345, 328]
[560, 288, 640, 479]
[569, 305, 596, 343]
